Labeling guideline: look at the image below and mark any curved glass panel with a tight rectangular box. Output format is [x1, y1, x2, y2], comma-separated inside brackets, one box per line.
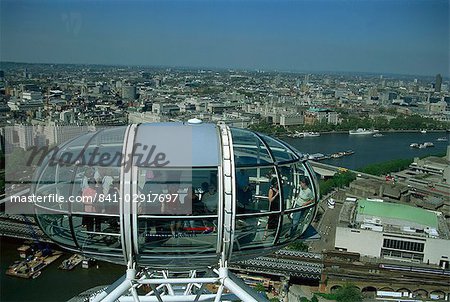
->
[72, 214, 122, 253]
[53, 165, 77, 212]
[259, 134, 297, 163]
[235, 166, 280, 215]
[34, 165, 60, 211]
[35, 157, 57, 189]
[90, 126, 127, 146]
[305, 160, 320, 201]
[279, 162, 315, 211]
[35, 207, 75, 247]
[233, 214, 277, 250]
[56, 131, 98, 163]
[136, 167, 219, 257]
[137, 168, 216, 215]
[300, 205, 316, 235]
[277, 205, 315, 244]
[230, 128, 272, 167]
[136, 254, 220, 269]
[282, 141, 305, 159]
[137, 217, 218, 255]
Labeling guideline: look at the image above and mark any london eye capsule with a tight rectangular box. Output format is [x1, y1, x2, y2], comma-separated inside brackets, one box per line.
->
[32, 122, 319, 270]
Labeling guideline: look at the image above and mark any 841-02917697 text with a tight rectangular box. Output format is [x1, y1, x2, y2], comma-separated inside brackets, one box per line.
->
[97, 193, 179, 203]
[9, 193, 179, 204]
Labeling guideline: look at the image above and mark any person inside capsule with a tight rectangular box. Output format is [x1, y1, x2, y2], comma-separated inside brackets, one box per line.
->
[264, 177, 280, 239]
[289, 177, 314, 238]
[236, 168, 253, 213]
[201, 182, 217, 214]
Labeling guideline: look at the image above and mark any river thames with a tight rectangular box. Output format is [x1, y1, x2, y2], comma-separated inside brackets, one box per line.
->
[1, 131, 449, 301]
[284, 131, 450, 170]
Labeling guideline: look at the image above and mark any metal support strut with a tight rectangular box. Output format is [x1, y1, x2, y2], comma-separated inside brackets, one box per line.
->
[90, 263, 268, 302]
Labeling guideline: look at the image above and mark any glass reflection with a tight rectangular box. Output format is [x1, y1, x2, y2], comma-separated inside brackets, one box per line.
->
[259, 134, 297, 162]
[138, 168, 218, 216]
[233, 214, 275, 250]
[72, 214, 122, 252]
[230, 128, 272, 167]
[290, 206, 315, 238]
[279, 162, 315, 210]
[277, 206, 316, 244]
[35, 211, 74, 247]
[138, 217, 217, 254]
[236, 166, 277, 214]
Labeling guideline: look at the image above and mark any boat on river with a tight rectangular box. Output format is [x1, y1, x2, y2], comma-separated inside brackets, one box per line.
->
[349, 128, 379, 135]
[302, 132, 320, 137]
[287, 131, 321, 138]
[59, 254, 83, 270]
[330, 150, 354, 159]
[413, 142, 434, 149]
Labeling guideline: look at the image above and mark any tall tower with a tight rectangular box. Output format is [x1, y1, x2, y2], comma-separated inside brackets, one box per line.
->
[435, 73, 442, 92]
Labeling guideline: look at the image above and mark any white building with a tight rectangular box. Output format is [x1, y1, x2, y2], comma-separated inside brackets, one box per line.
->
[17, 125, 34, 150]
[44, 124, 90, 146]
[280, 114, 304, 126]
[335, 199, 450, 268]
[128, 111, 165, 124]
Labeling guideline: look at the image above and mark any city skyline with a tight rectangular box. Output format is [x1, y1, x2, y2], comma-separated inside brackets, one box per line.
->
[1, 0, 449, 77]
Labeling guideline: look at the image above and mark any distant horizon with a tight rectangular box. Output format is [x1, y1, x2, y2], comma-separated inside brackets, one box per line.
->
[1, 0, 448, 77]
[0, 60, 445, 80]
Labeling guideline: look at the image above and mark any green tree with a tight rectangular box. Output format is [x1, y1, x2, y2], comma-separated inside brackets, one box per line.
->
[360, 158, 413, 176]
[286, 240, 309, 252]
[248, 112, 449, 135]
[335, 284, 363, 302]
[319, 171, 356, 195]
[254, 283, 266, 292]
[373, 116, 390, 130]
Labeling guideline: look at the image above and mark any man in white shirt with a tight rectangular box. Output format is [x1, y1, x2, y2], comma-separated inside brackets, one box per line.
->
[289, 177, 314, 238]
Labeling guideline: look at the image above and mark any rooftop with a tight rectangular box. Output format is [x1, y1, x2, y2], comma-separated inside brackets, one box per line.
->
[357, 199, 439, 229]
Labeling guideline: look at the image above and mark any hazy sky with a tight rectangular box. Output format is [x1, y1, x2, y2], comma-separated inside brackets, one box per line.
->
[1, 0, 449, 76]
